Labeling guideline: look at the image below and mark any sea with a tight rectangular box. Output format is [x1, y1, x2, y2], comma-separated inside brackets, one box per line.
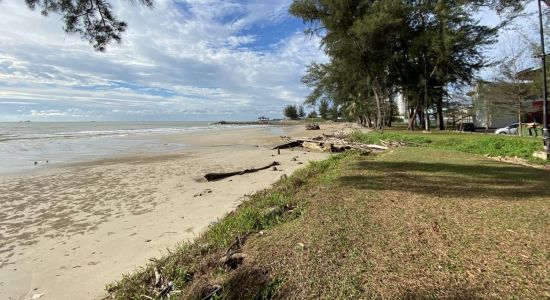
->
[0, 121, 260, 175]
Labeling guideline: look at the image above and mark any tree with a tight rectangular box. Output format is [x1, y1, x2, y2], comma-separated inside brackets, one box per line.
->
[328, 104, 340, 122]
[291, 0, 502, 132]
[298, 105, 306, 119]
[307, 110, 318, 119]
[318, 98, 330, 120]
[283, 104, 299, 120]
[21, 0, 153, 51]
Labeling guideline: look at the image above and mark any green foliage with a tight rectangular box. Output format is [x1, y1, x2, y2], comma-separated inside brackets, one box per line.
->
[283, 104, 299, 120]
[24, 0, 153, 51]
[298, 105, 306, 119]
[352, 131, 545, 162]
[291, 0, 511, 130]
[307, 110, 318, 119]
[318, 98, 330, 120]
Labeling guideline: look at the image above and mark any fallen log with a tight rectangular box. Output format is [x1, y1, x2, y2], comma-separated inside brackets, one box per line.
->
[272, 141, 302, 150]
[204, 162, 280, 181]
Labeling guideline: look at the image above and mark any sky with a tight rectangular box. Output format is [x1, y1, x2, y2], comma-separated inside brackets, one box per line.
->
[0, 0, 327, 121]
[0, 1, 544, 122]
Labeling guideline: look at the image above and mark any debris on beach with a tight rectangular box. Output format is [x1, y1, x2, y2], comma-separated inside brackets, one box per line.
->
[306, 123, 320, 130]
[273, 135, 388, 153]
[204, 162, 280, 181]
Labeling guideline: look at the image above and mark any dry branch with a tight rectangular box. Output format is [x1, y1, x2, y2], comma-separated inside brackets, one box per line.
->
[204, 162, 280, 181]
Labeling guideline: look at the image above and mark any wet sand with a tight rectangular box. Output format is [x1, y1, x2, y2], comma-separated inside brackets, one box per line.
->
[0, 124, 344, 300]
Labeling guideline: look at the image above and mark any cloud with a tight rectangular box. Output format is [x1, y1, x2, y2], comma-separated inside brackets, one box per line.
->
[0, 0, 327, 121]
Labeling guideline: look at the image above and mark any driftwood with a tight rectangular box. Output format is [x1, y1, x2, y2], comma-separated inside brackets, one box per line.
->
[154, 267, 161, 287]
[204, 162, 280, 181]
[272, 140, 302, 150]
[273, 136, 388, 153]
[306, 123, 320, 130]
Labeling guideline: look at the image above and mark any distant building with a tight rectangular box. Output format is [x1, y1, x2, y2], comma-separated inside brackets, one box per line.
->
[258, 116, 269, 124]
[394, 91, 407, 118]
[471, 67, 549, 128]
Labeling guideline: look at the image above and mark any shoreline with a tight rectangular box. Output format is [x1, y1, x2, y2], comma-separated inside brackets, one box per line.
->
[0, 124, 341, 299]
[0, 123, 287, 178]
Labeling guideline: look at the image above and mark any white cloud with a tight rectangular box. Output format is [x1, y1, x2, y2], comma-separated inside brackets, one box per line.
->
[0, 0, 327, 120]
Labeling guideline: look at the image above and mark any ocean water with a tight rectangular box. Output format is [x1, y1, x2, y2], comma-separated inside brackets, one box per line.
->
[0, 121, 249, 175]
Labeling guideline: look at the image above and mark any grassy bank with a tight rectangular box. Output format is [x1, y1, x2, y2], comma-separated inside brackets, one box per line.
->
[107, 145, 549, 299]
[352, 131, 546, 163]
[106, 153, 352, 299]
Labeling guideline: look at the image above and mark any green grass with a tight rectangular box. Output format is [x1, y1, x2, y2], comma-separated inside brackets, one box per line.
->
[106, 153, 352, 299]
[351, 130, 547, 163]
[107, 146, 550, 299]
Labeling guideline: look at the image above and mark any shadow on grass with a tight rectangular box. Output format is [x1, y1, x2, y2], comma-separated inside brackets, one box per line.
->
[339, 160, 550, 200]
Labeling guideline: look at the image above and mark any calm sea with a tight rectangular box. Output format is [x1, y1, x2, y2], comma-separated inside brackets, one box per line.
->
[0, 121, 249, 175]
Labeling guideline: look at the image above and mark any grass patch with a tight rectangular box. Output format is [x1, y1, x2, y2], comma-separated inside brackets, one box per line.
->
[106, 153, 355, 299]
[247, 147, 550, 299]
[108, 145, 549, 299]
[351, 131, 546, 163]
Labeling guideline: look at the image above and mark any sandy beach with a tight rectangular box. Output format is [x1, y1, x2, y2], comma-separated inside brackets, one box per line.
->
[0, 124, 340, 300]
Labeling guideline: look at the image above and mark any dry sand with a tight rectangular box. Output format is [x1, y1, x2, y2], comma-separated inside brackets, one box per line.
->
[0, 124, 346, 300]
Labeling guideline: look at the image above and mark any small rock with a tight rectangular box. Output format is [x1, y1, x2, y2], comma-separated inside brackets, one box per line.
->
[145, 239, 152, 243]
[31, 293, 45, 300]
[297, 162, 303, 165]
[272, 166, 278, 171]
[297, 242, 305, 249]
[259, 231, 264, 236]
[194, 189, 212, 197]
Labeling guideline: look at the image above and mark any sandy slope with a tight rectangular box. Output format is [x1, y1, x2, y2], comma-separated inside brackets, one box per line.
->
[0, 125, 339, 300]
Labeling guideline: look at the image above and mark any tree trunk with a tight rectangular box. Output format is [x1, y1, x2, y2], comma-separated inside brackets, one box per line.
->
[437, 95, 445, 130]
[372, 87, 383, 131]
[407, 108, 416, 131]
[518, 103, 523, 136]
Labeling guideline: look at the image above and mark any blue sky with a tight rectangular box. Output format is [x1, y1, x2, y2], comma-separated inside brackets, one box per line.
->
[0, 0, 327, 121]
[0, 1, 544, 121]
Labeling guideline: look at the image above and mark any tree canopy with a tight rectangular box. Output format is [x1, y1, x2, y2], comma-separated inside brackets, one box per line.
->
[290, 0, 531, 130]
[22, 0, 153, 51]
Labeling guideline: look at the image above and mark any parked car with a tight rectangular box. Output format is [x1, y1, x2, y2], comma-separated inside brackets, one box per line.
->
[495, 123, 519, 135]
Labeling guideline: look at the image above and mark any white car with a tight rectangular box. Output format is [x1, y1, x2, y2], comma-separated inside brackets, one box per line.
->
[495, 123, 519, 135]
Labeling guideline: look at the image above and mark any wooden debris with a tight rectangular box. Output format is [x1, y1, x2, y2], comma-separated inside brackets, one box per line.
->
[272, 140, 302, 150]
[154, 267, 161, 287]
[306, 123, 320, 130]
[159, 282, 173, 298]
[201, 284, 222, 300]
[380, 140, 409, 148]
[204, 162, 280, 181]
[273, 136, 388, 153]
